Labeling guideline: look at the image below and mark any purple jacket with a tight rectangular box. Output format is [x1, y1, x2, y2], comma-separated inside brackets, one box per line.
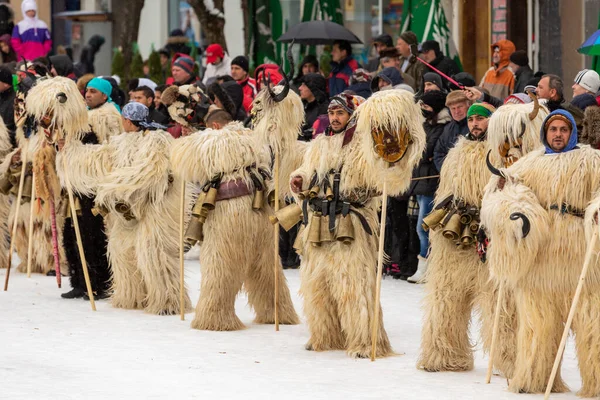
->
[11, 18, 51, 61]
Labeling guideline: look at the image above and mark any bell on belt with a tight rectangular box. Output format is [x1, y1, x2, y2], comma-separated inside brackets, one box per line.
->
[319, 215, 334, 243]
[439, 209, 455, 229]
[297, 190, 310, 200]
[21, 174, 33, 202]
[192, 191, 207, 217]
[308, 211, 322, 247]
[460, 224, 474, 246]
[325, 186, 334, 201]
[336, 214, 355, 245]
[197, 206, 209, 224]
[184, 216, 204, 244]
[421, 208, 447, 232]
[202, 187, 218, 210]
[469, 221, 479, 235]
[267, 190, 275, 209]
[74, 197, 83, 217]
[269, 203, 302, 232]
[442, 213, 462, 241]
[459, 212, 472, 225]
[309, 185, 320, 199]
[0, 173, 13, 195]
[252, 189, 264, 211]
[91, 205, 109, 218]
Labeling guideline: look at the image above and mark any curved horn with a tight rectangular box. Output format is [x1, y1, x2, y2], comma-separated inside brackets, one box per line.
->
[268, 69, 290, 103]
[527, 90, 540, 120]
[510, 212, 530, 238]
[56, 92, 67, 103]
[486, 150, 504, 178]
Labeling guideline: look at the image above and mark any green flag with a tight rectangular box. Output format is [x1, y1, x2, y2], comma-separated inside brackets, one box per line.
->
[247, 0, 279, 69]
[593, 14, 600, 74]
[300, 0, 343, 59]
[401, 0, 462, 71]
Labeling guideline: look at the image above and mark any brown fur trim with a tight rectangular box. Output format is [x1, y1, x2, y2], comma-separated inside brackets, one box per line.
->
[160, 85, 180, 106]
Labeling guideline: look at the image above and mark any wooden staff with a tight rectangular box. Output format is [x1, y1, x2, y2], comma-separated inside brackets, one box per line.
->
[26, 173, 36, 278]
[273, 151, 280, 331]
[62, 158, 96, 311]
[371, 181, 389, 361]
[544, 230, 599, 399]
[410, 175, 440, 182]
[486, 280, 506, 383]
[4, 152, 28, 291]
[179, 179, 186, 321]
[49, 198, 61, 288]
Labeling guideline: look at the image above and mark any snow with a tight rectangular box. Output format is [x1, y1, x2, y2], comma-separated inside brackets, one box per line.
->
[1, 258, 583, 400]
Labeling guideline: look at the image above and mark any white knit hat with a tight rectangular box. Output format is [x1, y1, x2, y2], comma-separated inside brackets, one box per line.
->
[574, 69, 600, 94]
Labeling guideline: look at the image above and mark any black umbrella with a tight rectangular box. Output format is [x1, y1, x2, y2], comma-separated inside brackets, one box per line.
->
[277, 20, 362, 45]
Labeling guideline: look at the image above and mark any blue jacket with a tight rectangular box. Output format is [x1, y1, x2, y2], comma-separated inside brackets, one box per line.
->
[328, 56, 359, 97]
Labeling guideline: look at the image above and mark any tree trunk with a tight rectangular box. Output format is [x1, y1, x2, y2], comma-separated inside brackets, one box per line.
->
[187, 0, 228, 52]
[111, 0, 145, 84]
[241, 0, 249, 54]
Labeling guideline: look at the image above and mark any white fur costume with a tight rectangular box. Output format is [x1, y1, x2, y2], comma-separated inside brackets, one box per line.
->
[171, 123, 299, 330]
[57, 130, 192, 314]
[87, 101, 123, 143]
[482, 142, 600, 396]
[0, 117, 14, 270]
[291, 90, 425, 358]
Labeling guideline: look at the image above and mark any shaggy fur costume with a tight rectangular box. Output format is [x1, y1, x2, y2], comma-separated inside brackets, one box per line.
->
[87, 101, 123, 143]
[481, 145, 600, 396]
[291, 90, 425, 358]
[0, 117, 13, 269]
[580, 105, 600, 148]
[58, 129, 191, 314]
[171, 122, 299, 330]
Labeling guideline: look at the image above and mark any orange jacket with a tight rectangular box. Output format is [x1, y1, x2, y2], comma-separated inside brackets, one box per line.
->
[480, 39, 516, 100]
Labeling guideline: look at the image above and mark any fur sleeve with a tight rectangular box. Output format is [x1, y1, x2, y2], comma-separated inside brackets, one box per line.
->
[88, 102, 124, 143]
[585, 189, 600, 252]
[56, 140, 112, 196]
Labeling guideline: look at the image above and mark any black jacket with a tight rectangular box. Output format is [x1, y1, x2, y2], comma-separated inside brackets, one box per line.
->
[301, 99, 328, 141]
[221, 81, 247, 122]
[0, 88, 15, 148]
[513, 65, 534, 94]
[148, 105, 170, 125]
[425, 55, 460, 87]
[433, 116, 469, 172]
[410, 109, 451, 196]
[77, 35, 105, 75]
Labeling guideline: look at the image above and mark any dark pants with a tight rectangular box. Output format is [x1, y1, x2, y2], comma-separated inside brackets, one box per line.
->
[383, 197, 419, 276]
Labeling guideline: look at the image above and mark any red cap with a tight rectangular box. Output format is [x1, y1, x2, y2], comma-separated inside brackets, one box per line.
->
[206, 44, 224, 63]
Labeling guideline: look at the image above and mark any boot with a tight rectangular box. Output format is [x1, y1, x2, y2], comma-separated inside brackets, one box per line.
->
[407, 255, 428, 284]
[61, 287, 85, 299]
[389, 263, 402, 279]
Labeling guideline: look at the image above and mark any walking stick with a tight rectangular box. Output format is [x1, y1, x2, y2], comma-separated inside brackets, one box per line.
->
[273, 151, 280, 331]
[486, 280, 506, 383]
[544, 230, 599, 399]
[26, 173, 36, 278]
[49, 198, 61, 288]
[371, 181, 389, 361]
[62, 158, 96, 311]
[4, 152, 28, 291]
[179, 180, 186, 321]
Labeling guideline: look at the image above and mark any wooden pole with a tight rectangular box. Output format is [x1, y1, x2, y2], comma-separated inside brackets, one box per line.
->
[179, 180, 186, 321]
[62, 159, 96, 311]
[49, 198, 61, 288]
[544, 230, 599, 399]
[4, 152, 28, 291]
[26, 173, 36, 278]
[273, 151, 280, 331]
[370, 181, 388, 361]
[486, 280, 505, 383]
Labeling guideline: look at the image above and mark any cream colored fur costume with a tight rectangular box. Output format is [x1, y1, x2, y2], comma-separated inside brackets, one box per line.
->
[87, 101, 123, 143]
[291, 90, 425, 358]
[57, 129, 192, 315]
[171, 122, 299, 330]
[0, 117, 14, 270]
[481, 144, 600, 397]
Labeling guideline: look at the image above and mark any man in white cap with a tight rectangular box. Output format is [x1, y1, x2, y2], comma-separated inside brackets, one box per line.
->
[572, 69, 600, 97]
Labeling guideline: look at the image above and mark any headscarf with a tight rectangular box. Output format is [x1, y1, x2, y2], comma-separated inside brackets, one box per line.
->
[466, 102, 496, 119]
[327, 92, 365, 115]
[541, 109, 578, 154]
[87, 77, 120, 112]
[122, 102, 165, 130]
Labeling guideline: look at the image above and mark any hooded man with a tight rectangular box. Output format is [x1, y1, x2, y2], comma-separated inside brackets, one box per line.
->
[299, 73, 328, 140]
[49, 54, 76, 81]
[85, 77, 123, 143]
[11, 0, 51, 61]
[480, 109, 600, 396]
[479, 40, 516, 101]
[371, 66, 414, 93]
[77, 35, 105, 75]
[202, 43, 231, 86]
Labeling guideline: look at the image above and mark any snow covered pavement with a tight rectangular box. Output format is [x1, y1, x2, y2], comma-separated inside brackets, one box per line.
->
[1, 260, 582, 400]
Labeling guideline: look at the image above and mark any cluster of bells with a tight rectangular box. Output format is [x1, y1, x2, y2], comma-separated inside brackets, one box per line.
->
[422, 200, 480, 248]
[269, 185, 355, 247]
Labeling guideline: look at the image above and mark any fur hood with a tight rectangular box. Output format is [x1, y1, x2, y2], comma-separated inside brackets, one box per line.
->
[581, 105, 600, 148]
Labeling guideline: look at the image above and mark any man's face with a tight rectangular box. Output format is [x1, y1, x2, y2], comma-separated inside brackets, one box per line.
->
[85, 88, 107, 108]
[396, 38, 411, 57]
[374, 41, 387, 54]
[26, 10, 36, 18]
[467, 115, 489, 138]
[122, 117, 139, 133]
[381, 57, 400, 70]
[424, 82, 441, 92]
[131, 91, 153, 108]
[160, 54, 169, 66]
[230, 65, 247, 81]
[0, 81, 10, 93]
[172, 65, 191, 84]
[492, 47, 501, 64]
[154, 90, 162, 109]
[211, 56, 222, 66]
[572, 83, 590, 97]
[328, 108, 351, 133]
[420, 49, 436, 63]
[545, 119, 571, 152]
[298, 83, 314, 101]
[449, 101, 469, 121]
[302, 63, 317, 75]
[331, 44, 347, 63]
[378, 79, 390, 90]
[536, 77, 557, 100]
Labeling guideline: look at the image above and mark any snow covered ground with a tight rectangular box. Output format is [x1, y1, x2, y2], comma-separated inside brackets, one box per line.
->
[1, 257, 584, 400]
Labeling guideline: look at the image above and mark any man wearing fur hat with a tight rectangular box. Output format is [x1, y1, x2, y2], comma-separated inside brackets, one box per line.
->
[230, 55, 256, 113]
[85, 77, 123, 143]
[481, 109, 600, 396]
[418, 102, 498, 371]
